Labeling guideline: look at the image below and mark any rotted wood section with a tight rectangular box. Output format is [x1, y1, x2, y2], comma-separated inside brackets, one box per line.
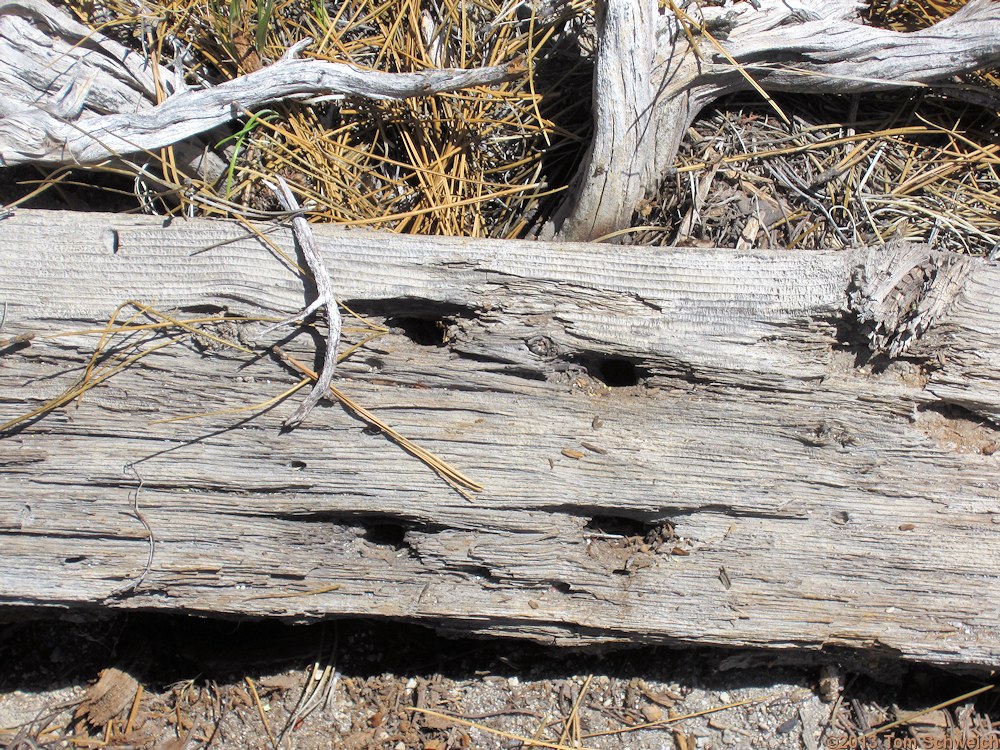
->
[1, 209, 999, 667]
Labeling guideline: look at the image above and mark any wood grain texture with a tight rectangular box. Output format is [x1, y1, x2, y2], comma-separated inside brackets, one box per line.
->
[1, 209, 999, 667]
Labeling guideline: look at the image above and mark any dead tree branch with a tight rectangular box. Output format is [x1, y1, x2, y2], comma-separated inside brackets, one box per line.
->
[549, 0, 1000, 241]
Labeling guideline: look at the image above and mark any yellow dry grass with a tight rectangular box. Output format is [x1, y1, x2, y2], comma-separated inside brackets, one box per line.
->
[49, 0, 999, 253]
[650, 98, 1000, 254]
[63, 0, 594, 238]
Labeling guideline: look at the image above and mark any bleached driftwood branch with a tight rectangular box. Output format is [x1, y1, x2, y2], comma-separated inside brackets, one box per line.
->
[0, 0, 163, 117]
[549, 0, 1000, 241]
[0, 0, 222, 177]
[0, 0, 513, 167]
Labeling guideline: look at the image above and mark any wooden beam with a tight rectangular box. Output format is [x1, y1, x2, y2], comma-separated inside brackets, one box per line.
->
[1, 209, 998, 667]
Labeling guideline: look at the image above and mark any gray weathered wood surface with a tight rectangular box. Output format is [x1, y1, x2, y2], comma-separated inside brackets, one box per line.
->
[2, 209, 999, 667]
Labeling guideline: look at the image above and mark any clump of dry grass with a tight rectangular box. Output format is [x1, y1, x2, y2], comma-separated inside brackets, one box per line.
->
[627, 0, 1000, 255]
[639, 92, 1000, 254]
[63, 0, 594, 238]
[54, 0, 1000, 251]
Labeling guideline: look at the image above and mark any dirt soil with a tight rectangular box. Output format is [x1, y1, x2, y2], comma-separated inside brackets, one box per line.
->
[0, 614, 995, 750]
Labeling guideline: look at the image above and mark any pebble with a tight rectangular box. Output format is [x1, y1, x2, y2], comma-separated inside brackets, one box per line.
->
[640, 705, 663, 723]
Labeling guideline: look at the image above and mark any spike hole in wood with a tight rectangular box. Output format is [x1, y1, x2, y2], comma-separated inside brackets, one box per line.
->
[387, 316, 452, 346]
[584, 515, 677, 576]
[362, 521, 408, 551]
[597, 358, 639, 387]
[572, 355, 647, 387]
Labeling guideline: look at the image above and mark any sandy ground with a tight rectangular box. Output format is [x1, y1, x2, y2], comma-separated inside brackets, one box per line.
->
[0, 614, 995, 749]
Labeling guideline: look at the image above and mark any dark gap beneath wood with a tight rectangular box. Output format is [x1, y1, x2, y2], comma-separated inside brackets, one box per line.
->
[2, 607, 989, 750]
[0, 612, 987, 698]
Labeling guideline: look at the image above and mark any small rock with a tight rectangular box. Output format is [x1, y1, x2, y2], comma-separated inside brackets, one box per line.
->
[818, 664, 843, 703]
[776, 715, 800, 734]
[641, 705, 663, 723]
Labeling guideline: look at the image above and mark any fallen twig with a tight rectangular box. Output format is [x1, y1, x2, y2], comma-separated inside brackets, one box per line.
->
[263, 176, 341, 429]
[274, 347, 484, 497]
[0, 29, 516, 167]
